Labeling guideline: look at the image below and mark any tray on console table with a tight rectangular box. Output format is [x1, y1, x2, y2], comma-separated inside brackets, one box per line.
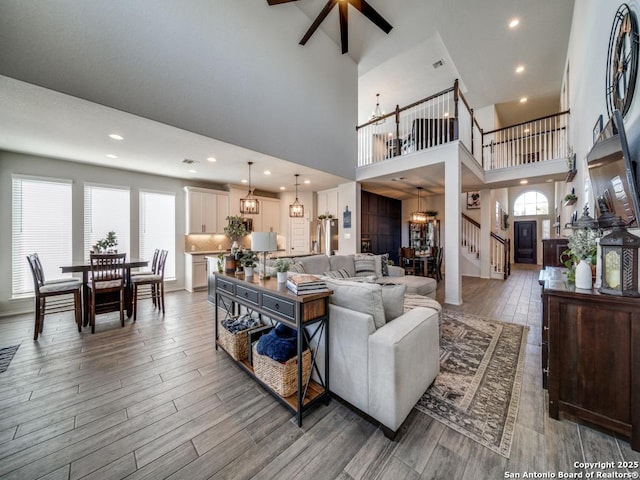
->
[541, 268, 640, 451]
[209, 272, 331, 427]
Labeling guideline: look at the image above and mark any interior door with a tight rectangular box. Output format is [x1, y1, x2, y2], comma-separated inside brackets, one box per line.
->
[514, 220, 537, 264]
[289, 217, 310, 255]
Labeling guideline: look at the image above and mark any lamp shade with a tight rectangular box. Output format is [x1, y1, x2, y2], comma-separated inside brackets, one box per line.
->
[251, 232, 277, 252]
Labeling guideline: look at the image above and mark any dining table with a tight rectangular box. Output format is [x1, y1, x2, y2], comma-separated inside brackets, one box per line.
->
[60, 258, 149, 327]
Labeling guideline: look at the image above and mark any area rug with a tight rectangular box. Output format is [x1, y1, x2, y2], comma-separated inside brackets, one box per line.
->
[0, 345, 19, 374]
[414, 309, 528, 458]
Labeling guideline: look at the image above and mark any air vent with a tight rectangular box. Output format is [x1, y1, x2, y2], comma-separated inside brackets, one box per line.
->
[182, 158, 199, 165]
[432, 60, 445, 69]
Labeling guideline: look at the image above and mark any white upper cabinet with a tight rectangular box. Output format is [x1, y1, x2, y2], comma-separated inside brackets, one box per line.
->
[184, 186, 229, 234]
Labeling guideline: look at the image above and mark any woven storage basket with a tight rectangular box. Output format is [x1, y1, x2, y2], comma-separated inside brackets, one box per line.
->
[218, 322, 260, 361]
[252, 345, 312, 397]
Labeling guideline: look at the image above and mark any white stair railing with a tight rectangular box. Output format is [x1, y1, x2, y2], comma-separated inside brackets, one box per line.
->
[461, 214, 480, 258]
[490, 233, 511, 279]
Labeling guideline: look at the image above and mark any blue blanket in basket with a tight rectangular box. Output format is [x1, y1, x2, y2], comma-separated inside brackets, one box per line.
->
[256, 324, 298, 362]
[222, 314, 260, 334]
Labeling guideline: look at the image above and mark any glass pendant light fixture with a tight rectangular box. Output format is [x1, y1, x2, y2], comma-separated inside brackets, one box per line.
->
[289, 174, 304, 218]
[369, 93, 385, 125]
[240, 161, 259, 215]
[410, 186, 427, 223]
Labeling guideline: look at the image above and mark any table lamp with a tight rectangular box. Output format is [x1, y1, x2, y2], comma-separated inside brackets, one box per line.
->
[251, 231, 277, 280]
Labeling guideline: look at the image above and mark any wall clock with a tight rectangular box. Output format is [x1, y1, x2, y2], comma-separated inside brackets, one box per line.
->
[606, 4, 640, 118]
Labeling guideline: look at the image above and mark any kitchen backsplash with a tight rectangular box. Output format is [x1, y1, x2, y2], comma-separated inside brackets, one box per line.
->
[184, 234, 251, 253]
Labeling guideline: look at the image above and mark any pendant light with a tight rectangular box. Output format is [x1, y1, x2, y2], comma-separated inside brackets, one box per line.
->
[240, 161, 259, 215]
[410, 186, 427, 223]
[289, 174, 304, 218]
[369, 93, 385, 125]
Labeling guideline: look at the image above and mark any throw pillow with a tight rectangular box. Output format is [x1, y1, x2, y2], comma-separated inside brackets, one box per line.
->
[289, 262, 305, 273]
[380, 284, 406, 321]
[354, 253, 377, 278]
[379, 253, 390, 276]
[323, 269, 351, 279]
[324, 277, 386, 329]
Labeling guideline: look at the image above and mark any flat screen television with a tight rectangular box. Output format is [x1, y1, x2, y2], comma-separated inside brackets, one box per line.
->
[587, 110, 640, 227]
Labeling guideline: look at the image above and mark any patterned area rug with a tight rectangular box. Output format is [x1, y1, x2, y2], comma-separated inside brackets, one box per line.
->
[0, 345, 19, 374]
[414, 309, 528, 458]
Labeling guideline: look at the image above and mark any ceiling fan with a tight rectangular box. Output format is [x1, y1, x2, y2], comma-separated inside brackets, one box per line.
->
[267, 0, 393, 54]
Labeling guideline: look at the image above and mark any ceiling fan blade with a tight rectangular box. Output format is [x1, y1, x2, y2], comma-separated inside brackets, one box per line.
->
[266, 0, 297, 5]
[349, 0, 393, 34]
[299, 0, 338, 46]
[339, 0, 348, 54]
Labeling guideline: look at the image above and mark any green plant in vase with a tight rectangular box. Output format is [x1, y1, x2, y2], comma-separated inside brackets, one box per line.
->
[93, 231, 118, 253]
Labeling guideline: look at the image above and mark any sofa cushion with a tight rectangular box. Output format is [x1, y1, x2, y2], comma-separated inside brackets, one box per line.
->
[328, 255, 356, 276]
[298, 255, 330, 274]
[380, 284, 406, 321]
[324, 278, 386, 329]
[376, 275, 437, 298]
[379, 253, 390, 276]
[354, 254, 378, 278]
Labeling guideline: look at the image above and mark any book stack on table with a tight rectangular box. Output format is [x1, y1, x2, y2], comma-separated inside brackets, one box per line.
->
[286, 274, 329, 295]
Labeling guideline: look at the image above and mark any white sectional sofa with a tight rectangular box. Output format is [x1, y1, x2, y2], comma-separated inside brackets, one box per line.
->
[307, 277, 441, 437]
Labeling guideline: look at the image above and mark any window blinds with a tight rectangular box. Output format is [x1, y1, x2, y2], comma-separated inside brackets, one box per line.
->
[139, 191, 176, 279]
[84, 184, 130, 262]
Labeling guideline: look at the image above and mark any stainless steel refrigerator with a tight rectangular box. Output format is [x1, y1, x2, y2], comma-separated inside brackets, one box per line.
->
[315, 218, 339, 255]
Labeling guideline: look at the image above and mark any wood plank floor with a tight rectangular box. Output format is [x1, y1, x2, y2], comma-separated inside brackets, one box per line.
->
[0, 266, 638, 479]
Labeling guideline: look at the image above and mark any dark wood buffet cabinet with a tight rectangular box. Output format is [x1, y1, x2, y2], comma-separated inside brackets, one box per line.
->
[540, 268, 639, 451]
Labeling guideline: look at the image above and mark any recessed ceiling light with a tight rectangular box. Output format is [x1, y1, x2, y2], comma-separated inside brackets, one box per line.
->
[241, 179, 248, 184]
[546, 179, 553, 183]
[264, 170, 271, 175]
[520, 179, 528, 184]
[304, 180, 311, 184]
[520, 97, 528, 103]
[108, 134, 124, 141]
[279, 186, 286, 191]
[106, 154, 118, 159]
[188, 169, 197, 174]
[207, 157, 216, 162]
[509, 18, 520, 28]
[515, 65, 525, 73]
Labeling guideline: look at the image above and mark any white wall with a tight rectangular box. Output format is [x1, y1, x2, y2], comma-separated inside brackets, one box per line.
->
[0, 150, 229, 315]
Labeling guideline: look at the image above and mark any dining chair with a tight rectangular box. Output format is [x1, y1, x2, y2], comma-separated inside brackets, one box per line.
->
[131, 249, 168, 320]
[27, 253, 82, 340]
[88, 253, 126, 333]
[427, 246, 443, 282]
[400, 247, 417, 275]
[131, 248, 159, 305]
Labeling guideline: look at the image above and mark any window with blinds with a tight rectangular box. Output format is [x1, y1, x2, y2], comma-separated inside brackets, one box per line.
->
[12, 176, 73, 297]
[140, 191, 176, 280]
[84, 184, 130, 262]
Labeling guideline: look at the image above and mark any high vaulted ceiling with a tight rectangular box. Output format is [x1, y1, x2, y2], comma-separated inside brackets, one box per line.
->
[0, 0, 574, 195]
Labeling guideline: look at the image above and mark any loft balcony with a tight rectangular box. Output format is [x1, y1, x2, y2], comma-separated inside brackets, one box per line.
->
[356, 80, 571, 189]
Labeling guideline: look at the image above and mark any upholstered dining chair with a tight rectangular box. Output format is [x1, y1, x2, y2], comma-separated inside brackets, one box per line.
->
[88, 253, 126, 333]
[131, 249, 168, 320]
[27, 253, 82, 340]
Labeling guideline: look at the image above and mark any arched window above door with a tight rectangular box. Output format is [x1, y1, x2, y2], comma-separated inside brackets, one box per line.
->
[513, 191, 549, 216]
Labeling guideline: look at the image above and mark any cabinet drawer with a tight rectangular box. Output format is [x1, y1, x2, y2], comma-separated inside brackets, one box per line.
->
[236, 285, 259, 305]
[216, 277, 235, 295]
[262, 294, 295, 320]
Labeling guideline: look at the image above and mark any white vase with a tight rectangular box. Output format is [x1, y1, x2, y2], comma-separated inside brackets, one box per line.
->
[277, 271, 288, 283]
[244, 266, 254, 279]
[575, 259, 593, 290]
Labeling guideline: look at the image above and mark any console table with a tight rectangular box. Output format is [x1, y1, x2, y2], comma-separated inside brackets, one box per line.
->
[208, 268, 330, 427]
[540, 268, 640, 451]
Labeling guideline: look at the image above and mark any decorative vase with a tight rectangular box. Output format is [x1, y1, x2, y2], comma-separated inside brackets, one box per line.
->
[575, 259, 593, 290]
[231, 241, 239, 256]
[277, 271, 288, 283]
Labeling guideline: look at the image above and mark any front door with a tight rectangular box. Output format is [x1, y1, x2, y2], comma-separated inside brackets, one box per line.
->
[514, 220, 537, 264]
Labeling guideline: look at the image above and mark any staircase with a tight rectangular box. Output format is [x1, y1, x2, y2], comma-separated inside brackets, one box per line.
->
[461, 214, 510, 279]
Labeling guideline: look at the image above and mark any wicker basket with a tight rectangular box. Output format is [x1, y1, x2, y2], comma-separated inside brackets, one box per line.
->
[252, 345, 312, 397]
[218, 321, 260, 361]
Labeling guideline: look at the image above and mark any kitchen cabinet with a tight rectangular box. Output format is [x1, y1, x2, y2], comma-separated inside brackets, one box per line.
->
[184, 186, 229, 234]
[185, 253, 208, 292]
[317, 188, 338, 218]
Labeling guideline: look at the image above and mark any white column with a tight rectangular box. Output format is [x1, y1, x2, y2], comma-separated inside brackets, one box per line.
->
[444, 156, 462, 305]
[479, 188, 492, 278]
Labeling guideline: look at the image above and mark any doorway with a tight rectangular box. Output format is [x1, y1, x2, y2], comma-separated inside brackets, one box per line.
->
[514, 220, 537, 264]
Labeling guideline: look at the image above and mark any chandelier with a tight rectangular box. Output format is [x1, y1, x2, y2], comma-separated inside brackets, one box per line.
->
[240, 161, 259, 215]
[369, 93, 385, 125]
[410, 186, 427, 223]
[289, 174, 304, 218]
